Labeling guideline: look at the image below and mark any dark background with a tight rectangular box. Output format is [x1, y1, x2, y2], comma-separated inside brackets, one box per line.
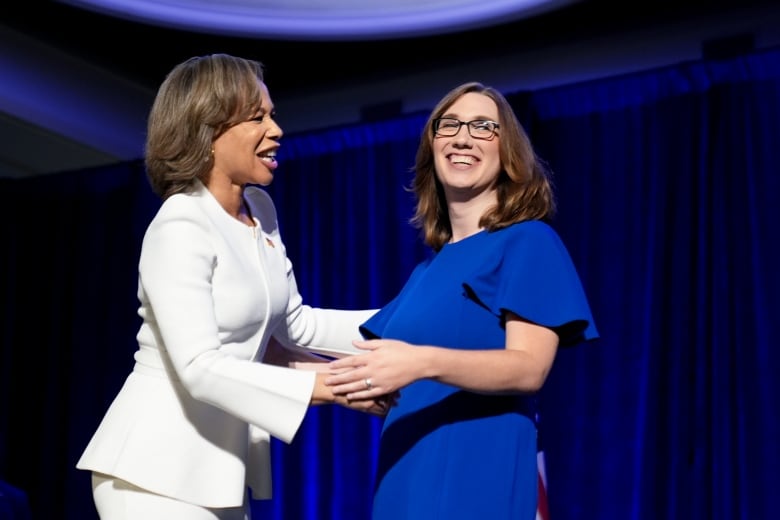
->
[6, 1, 768, 95]
[1, 2, 780, 520]
[2, 0, 779, 178]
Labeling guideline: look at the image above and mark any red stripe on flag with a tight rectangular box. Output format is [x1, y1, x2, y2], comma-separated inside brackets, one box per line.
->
[536, 451, 550, 520]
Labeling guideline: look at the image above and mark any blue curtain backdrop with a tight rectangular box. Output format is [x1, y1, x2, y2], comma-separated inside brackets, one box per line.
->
[1, 46, 778, 520]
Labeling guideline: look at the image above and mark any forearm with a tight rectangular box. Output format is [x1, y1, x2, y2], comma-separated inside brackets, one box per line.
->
[283, 304, 377, 356]
[326, 333, 559, 399]
[419, 347, 551, 394]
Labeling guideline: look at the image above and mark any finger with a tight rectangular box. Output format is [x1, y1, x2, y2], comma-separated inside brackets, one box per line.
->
[326, 378, 348, 390]
[329, 379, 369, 396]
[342, 396, 382, 414]
[326, 366, 354, 375]
[346, 390, 374, 401]
[370, 406, 388, 417]
[351, 339, 378, 350]
[324, 370, 369, 386]
[328, 357, 365, 370]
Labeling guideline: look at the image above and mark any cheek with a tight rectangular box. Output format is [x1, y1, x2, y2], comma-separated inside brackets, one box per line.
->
[485, 159, 503, 181]
[433, 153, 449, 176]
[484, 143, 502, 169]
[432, 140, 447, 161]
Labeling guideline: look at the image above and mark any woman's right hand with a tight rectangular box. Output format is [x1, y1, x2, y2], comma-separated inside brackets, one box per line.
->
[311, 372, 396, 416]
[334, 391, 398, 416]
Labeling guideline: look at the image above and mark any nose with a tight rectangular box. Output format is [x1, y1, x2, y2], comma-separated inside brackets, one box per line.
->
[269, 118, 284, 139]
[453, 126, 472, 145]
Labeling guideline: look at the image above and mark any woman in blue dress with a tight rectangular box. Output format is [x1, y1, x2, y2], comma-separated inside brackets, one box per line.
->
[326, 82, 599, 519]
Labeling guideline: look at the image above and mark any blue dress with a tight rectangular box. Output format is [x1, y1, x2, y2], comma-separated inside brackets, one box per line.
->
[361, 221, 598, 520]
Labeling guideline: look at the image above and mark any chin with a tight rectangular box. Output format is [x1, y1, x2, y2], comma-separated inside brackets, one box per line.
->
[256, 174, 274, 186]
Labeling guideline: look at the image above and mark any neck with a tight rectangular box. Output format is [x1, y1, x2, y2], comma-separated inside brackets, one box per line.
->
[207, 178, 253, 226]
[238, 198, 255, 227]
[446, 190, 495, 242]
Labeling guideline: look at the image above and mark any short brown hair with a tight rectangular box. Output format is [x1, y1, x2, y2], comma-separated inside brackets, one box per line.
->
[145, 54, 265, 199]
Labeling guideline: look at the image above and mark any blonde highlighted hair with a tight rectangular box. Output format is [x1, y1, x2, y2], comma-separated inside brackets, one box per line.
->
[145, 54, 265, 199]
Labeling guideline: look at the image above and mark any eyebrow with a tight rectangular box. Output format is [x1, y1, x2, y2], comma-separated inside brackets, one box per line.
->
[440, 113, 497, 120]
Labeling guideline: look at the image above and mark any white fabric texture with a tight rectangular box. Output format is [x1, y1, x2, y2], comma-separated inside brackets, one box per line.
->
[77, 182, 374, 507]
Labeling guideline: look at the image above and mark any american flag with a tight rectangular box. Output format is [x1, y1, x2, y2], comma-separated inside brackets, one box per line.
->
[536, 448, 550, 520]
[536, 408, 550, 520]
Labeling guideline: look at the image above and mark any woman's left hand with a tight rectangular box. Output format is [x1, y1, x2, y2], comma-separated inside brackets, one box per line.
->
[325, 339, 421, 400]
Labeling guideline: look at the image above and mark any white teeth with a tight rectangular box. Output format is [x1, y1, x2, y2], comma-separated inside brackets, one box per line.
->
[451, 154, 473, 165]
[257, 150, 277, 163]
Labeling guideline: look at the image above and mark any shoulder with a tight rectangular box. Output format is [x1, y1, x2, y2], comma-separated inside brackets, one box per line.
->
[480, 221, 576, 274]
[150, 191, 208, 227]
[143, 191, 214, 248]
[502, 220, 559, 240]
[157, 191, 199, 213]
[485, 220, 564, 252]
[139, 191, 218, 271]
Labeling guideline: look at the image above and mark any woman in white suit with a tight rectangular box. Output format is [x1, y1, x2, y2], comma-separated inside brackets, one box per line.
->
[76, 53, 386, 520]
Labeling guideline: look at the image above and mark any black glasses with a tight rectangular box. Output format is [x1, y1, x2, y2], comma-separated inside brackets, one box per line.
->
[433, 118, 500, 140]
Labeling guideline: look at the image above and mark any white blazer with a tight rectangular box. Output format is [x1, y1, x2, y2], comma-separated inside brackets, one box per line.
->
[76, 181, 374, 507]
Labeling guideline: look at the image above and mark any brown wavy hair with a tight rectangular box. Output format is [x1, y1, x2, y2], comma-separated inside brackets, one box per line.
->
[411, 82, 556, 251]
[145, 54, 265, 199]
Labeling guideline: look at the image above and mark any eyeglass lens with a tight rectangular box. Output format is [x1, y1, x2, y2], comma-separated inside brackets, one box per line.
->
[435, 118, 498, 139]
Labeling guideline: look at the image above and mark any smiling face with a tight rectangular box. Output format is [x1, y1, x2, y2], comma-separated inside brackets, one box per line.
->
[211, 81, 283, 188]
[432, 92, 501, 203]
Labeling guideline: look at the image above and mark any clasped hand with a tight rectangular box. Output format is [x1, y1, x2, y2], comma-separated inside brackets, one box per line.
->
[326, 338, 417, 403]
[333, 392, 396, 417]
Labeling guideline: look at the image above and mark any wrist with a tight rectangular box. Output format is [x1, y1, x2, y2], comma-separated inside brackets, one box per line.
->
[311, 373, 337, 405]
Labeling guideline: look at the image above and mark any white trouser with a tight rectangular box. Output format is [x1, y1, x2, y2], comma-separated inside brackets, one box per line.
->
[91, 473, 250, 520]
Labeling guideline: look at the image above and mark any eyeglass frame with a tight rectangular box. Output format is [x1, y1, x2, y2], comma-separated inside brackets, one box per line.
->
[432, 117, 501, 140]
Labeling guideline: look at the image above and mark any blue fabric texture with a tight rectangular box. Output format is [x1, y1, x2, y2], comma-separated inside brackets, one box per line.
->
[361, 221, 597, 519]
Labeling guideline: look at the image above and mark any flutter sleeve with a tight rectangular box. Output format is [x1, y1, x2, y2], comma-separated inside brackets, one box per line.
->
[462, 221, 598, 347]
